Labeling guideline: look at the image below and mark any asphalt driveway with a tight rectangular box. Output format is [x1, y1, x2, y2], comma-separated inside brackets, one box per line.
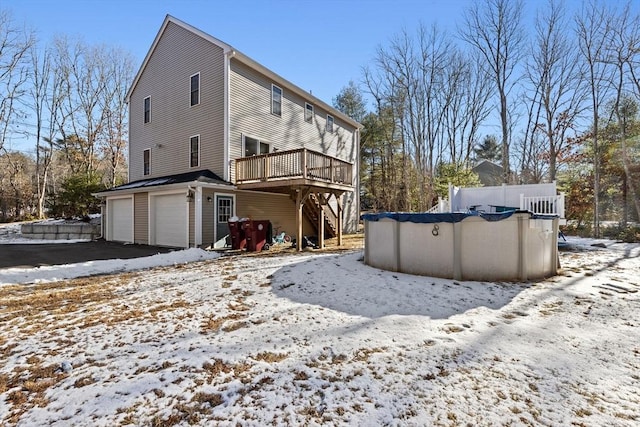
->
[0, 240, 176, 269]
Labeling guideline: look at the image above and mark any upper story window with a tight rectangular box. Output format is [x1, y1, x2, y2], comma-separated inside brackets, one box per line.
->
[271, 84, 282, 116]
[143, 149, 151, 176]
[326, 115, 334, 133]
[190, 135, 200, 168]
[190, 73, 200, 106]
[143, 96, 151, 124]
[305, 103, 314, 123]
[243, 135, 270, 157]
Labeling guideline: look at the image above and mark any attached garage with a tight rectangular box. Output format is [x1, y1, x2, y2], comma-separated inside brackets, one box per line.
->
[108, 197, 133, 243]
[151, 193, 188, 248]
[94, 170, 235, 249]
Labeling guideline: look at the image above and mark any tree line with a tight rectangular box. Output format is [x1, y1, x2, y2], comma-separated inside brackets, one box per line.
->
[332, 0, 640, 239]
[0, 9, 134, 221]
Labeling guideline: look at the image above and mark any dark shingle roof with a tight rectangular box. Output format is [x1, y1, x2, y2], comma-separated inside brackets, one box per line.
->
[104, 169, 232, 192]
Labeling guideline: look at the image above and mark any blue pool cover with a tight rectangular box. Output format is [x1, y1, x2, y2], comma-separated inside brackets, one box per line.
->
[361, 211, 557, 223]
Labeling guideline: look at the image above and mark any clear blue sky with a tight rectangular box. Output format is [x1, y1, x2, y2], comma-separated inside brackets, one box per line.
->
[5, 0, 480, 103]
[2, 0, 617, 152]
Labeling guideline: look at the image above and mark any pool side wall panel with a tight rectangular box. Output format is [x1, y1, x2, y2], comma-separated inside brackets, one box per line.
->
[363, 213, 558, 281]
[365, 218, 398, 272]
[459, 216, 520, 281]
[398, 221, 454, 278]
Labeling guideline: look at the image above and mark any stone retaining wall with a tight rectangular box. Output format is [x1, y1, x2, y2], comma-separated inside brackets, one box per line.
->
[20, 223, 101, 240]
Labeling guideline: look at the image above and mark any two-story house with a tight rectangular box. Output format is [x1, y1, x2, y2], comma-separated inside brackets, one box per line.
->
[95, 15, 361, 250]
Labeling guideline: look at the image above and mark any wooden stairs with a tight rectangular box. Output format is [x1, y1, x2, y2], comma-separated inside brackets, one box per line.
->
[303, 193, 338, 238]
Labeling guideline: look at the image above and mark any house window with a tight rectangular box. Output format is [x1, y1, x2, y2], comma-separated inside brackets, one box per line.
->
[143, 149, 151, 176]
[243, 135, 270, 157]
[190, 73, 200, 106]
[326, 115, 334, 133]
[271, 84, 282, 116]
[143, 96, 151, 124]
[305, 103, 314, 123]
[217, 197, 232, 224]
[190, 135, 200, 168]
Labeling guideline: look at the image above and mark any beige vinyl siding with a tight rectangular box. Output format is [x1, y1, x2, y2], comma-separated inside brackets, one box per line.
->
[229, 60, 357, 177]
[229, 59, 359, 233]
[134, 192, 149, 244]
[129, 21, 226, 182]
[236, 191, 313, 236]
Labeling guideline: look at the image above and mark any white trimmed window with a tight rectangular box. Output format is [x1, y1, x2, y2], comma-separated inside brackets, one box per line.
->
[143, 96, 151, 124]
[190, 73, 200, 106]
[190, 135, 200, 168]
[305, 102, 314, 123]
[271, 84, 282, 116]
[243, 135, 270, 157]
[326, 115, 334, 133]
[143, 149, 151, 176]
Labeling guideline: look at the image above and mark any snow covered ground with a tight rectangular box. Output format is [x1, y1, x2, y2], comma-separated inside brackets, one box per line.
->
[0, 222, 220, 285]
[0, 222, 639, 426]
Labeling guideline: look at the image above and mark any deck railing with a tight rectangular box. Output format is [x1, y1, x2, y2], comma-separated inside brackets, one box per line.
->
[235, 148, 353, 186]
[520, 194, 565, 218]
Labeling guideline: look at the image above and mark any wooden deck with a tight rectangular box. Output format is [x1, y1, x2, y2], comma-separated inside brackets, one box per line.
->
[235, 148, 354, 251]
[235, 148, 353, 193]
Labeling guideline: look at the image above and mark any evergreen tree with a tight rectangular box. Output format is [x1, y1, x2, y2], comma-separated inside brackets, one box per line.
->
[473, 135, 502, 162]
[333, 81, 367, 123]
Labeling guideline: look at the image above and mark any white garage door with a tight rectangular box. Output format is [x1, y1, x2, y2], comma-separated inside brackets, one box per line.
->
[153, 193, 187, 247]
[109, 198, 133, 243]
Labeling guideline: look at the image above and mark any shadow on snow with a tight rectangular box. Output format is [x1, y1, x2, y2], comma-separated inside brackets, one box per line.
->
[271, 251, 531, 320]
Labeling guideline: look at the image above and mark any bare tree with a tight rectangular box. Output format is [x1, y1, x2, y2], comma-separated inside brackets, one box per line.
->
[29, 42, 63, 218]
[444, 50, 494, 165]
[460, 0, 526, 183]
[575, 0, 615, 237]
[53, 37, 110, 179]
[527, 0, 586, 182]
[362, 64, 404, 211]
[605, 3, 640, 225]
[367, 24, 460, 210]
[99, 47, 134, 187]
[0, 10, 35, 153]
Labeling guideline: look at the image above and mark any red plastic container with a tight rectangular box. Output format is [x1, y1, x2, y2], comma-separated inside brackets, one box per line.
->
[228, 220, 246, 250]
[242, 220, 271, 251]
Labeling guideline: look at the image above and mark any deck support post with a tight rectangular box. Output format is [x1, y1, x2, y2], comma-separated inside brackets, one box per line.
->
[318, 196, 325, 249]
[336, 194, 343, 246]
[295, 187, 312, 252]
[296, 189, 303, 251]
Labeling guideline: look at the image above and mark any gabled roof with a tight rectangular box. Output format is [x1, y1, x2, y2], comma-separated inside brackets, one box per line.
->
[98, 169, 232, 193]
[127, 15, 361, 130]
[473, 159, 503, 170]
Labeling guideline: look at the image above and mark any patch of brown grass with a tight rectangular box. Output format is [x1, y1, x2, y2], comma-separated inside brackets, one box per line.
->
[201, 313, 244, 333]
[201, 358, 252, 386]
[227, 300, 250, 312]
[202, 359, 233, 377]
[294, 370, 309, 381]
[192, 392, 223, 408]
[2, 362, 64, 424]
[221, 321, 248, 332]
[73, 375, 96, 388]
[147, 300, 191, 317]
[252, 352, 288, 363]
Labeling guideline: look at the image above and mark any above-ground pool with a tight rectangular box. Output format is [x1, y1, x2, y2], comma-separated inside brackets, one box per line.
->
[362, 211, 559, 281]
